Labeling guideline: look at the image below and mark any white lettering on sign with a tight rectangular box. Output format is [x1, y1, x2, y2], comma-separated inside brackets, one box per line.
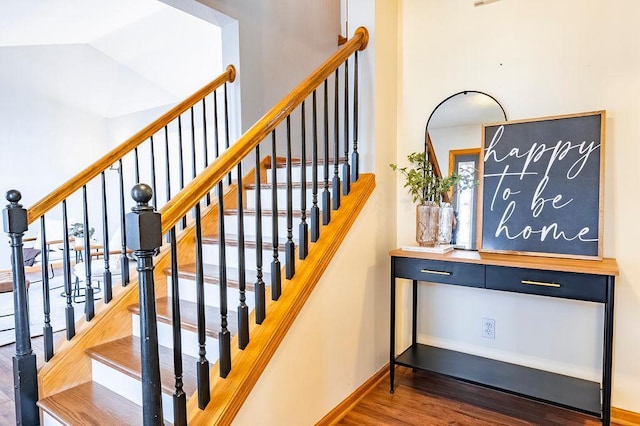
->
[484, 124, 600, 246]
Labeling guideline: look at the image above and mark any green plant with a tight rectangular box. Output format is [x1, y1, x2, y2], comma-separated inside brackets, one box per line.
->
[391, 152, 478, 205]
[68, 222, 95, 239]
[390, 152, 435, 205]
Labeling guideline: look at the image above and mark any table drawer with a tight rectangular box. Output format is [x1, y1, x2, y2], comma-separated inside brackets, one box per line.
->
[485, 266, 607, 302]
[394, 257, 484, 288]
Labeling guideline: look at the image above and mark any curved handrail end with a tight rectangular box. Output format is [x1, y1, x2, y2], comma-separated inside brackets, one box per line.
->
[354, 27, 369, 51]
[226, 65, 237, 83]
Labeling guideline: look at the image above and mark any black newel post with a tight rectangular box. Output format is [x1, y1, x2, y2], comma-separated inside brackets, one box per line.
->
[126, 184, 163, 425]
[3, 190, 39, 426]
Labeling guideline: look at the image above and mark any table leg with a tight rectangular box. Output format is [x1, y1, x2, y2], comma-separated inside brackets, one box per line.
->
[601, 276, 615, 425]
[390, 259, 396, 393]
[412, 280, 417, 347]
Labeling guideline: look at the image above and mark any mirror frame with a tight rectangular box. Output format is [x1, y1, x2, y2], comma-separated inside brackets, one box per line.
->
[423, 90, 507, 249]
[423, 90, 507, 158]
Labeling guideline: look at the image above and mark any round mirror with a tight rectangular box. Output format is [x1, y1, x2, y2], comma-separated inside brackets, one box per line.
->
[425, 91, 507, 250]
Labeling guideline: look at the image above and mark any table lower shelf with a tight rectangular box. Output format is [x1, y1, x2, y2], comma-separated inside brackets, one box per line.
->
[395, 344, 601, 418]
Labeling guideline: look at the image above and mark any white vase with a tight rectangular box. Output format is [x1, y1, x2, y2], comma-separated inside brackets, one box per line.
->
[438, 204, 454, 245]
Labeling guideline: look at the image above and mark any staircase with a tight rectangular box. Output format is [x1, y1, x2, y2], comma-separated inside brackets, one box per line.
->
[36, 157, 339, 424]
[4, 27, 370, 425]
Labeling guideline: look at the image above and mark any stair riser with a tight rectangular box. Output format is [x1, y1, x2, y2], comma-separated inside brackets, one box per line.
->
[43, 413, 64, 425]
[132, 313, 220, 362]
[268, 163, 335, 184]
[169, 277, 256, 310]
[225, 213, 305, 240]
[91, 360, 176, 423]
[245, 186, 320, 211]
[202, 243, 286, 273]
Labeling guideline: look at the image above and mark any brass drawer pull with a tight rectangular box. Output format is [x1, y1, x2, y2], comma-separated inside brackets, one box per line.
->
[421, 269, 451, 276]
[522, 279, 561, 288]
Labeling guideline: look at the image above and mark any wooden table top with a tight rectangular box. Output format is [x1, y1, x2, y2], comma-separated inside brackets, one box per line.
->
[389, 248, 619, 276]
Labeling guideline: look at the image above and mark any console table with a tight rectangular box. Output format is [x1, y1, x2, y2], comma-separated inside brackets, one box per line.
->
[389, 249, 618, 424]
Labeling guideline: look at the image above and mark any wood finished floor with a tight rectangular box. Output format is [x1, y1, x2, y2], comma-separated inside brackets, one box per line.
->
[337, 366, 621, 426]
[0, 339, 624, 425]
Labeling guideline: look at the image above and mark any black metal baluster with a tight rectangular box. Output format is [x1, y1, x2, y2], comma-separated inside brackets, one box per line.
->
[150, 136, 158, 210]
[164, 126, 172, 203]
[118, 159, 130, 286]
[254, 144, 266, 324]
[217, 181, 232, 378]
[191, 106, 197, 181]
[126, 184, 163, 425]
[270, 131, 282, 300]
[62, 201, 75, 340]
[285, 117, 296, 280]
[333, 69, 341, 210]
[237, 162, 249, 349]
[299, 102, 309, 260]
[82, 185, 94, 321]
[3, 190, 39, 426]
[134, 147, 140, 183]
[322, 80, 331, 225]
[101, 172, 113, 303]
[311, 90, 320, 242]
[190, 106, 199, 217]
[352, 51, 360, 183]
[202, 98, 211, 205]
[194, 186, 210, 408]
[164, 126, 172, 244]
[39, 216, 54, 361]
[343, 58, 351, 195]
[213, 90, 220, 159]
[169, 227, 186, 425]
[224, 82, 232, 185]
[178, 116, 187, 229]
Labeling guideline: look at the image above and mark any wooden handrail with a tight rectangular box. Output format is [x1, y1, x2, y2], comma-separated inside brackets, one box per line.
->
[159, 27, 369, 234]
[27, 65, 237, 224]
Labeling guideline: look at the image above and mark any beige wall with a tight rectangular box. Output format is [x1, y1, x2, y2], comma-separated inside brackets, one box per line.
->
[397, 0, 640, 411]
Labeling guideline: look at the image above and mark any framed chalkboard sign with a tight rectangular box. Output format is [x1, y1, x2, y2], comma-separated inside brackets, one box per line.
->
[478, 111, 605, 259]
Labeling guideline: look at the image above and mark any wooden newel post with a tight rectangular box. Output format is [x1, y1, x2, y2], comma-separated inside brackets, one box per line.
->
[3, 190, 39, 426]
[126, 184, 164, 425]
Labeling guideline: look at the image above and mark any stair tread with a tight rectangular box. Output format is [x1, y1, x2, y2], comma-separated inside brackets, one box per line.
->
[86, 335, 198, 396]
[224, 208, 304, 217]
[266, 156, 344, 169]
[128, 297, 238, 338]
[165, 263, 262, 290]
[201, 233, 292, 249]
[38, 381, 145, 426]
[244, 181, 315, 189]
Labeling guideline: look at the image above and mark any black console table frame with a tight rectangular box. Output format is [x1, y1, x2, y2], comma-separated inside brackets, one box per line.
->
[389, 249, 618, 425]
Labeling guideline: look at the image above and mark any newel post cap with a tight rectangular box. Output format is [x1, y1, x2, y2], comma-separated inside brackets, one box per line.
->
[126, 184, 161, 252]
[3, 190, 27, 234]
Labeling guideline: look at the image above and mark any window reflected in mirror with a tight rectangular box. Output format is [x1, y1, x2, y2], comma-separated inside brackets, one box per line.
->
[449, 148, 480, 250]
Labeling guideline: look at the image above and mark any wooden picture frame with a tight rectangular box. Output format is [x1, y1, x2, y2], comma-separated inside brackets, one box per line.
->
[477, 110, 606, 259]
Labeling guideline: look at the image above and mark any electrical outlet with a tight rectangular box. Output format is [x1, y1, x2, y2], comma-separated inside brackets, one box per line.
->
[482, 318, 495, 339]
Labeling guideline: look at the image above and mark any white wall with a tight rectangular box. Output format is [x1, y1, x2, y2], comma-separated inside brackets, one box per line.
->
[0, 81, 110, 268]
[196, 0, 342, 133]
[397, 0, 640, 412]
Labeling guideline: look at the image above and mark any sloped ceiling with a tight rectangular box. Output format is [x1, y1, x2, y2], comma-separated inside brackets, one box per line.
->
[0, 0, 222, 118]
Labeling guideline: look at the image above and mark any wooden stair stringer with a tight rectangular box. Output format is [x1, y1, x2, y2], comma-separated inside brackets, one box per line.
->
[186, 173, 376, 425]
